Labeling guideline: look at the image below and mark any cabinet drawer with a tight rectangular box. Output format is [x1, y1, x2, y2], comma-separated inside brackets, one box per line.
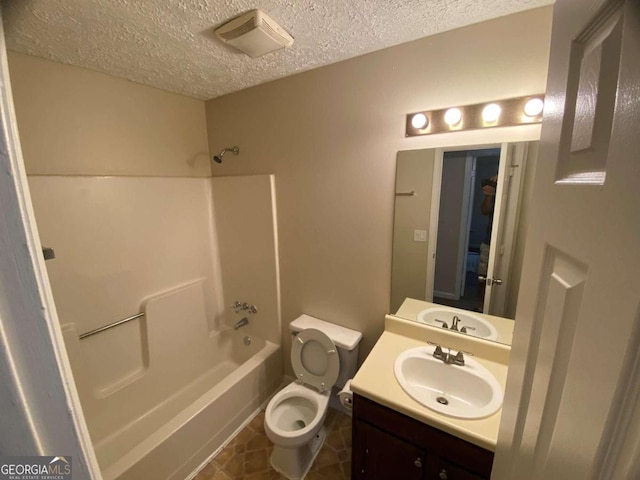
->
[429, 456, 487, 480]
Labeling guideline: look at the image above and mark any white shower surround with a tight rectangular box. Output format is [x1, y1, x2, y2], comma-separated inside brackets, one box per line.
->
[27, 174, 282, 479]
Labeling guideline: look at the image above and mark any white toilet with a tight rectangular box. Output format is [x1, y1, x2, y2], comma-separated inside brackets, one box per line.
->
[264, 314, 362, 480]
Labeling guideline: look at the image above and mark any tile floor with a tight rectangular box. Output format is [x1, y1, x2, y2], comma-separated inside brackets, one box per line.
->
[194, 408, 352, 480]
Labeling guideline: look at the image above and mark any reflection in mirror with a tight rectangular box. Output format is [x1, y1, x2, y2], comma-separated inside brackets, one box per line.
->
[390, 142, 539, 345]
[395, 298, 514, 345]
[433, 148, 500, 314]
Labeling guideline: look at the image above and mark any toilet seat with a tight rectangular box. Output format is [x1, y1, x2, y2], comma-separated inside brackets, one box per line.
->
[291, 328, 339, 393]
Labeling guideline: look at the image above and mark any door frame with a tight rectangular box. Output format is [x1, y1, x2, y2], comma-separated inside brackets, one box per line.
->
[0, 15, 102, 478]
[457, 153, 476, 299]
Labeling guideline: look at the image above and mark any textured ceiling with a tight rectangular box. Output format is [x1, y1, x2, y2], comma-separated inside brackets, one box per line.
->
[3, 0, 552, 100]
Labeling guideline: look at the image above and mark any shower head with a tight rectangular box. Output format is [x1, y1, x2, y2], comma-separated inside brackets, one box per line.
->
[213, 146, 239, 164]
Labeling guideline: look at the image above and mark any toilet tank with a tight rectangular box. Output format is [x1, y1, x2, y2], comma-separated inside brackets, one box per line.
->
[290, 314, 362, 388]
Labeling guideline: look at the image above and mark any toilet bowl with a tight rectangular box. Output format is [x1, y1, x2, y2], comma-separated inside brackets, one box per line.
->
[264, 316, 362, 480]
[265, 382, 330, 448]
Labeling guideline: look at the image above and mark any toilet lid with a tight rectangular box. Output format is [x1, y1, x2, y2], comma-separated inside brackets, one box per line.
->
[291, 328, 339, 392]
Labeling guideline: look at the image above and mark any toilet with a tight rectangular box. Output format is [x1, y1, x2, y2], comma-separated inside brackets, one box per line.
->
[264, 314, 362, 480]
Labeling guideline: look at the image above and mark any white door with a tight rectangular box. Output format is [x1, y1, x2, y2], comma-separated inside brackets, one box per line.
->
[493, 1, 640, 479]
[483, 142, 527, 316]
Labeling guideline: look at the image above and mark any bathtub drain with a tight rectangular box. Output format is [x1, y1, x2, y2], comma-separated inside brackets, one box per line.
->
[436, 396, 449, 405]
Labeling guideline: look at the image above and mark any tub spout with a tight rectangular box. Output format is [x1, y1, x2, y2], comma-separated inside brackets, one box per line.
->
[233, 317, 249, 330]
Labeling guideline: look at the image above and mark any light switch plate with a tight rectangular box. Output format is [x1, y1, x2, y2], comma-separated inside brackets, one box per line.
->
[413, 229, 427, 242]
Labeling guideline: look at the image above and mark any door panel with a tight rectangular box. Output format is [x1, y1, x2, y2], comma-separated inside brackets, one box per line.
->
[494, 0, 640, 479]
[356, 421, 425, 480]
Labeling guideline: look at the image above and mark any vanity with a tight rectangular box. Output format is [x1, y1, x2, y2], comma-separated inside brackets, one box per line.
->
[350, 304, 511, 479]
[352, 395, 493, 479]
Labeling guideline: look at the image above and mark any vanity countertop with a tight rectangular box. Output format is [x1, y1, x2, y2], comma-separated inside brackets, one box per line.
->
[350, 315, 510, 452]
[395, 298, 515, 345]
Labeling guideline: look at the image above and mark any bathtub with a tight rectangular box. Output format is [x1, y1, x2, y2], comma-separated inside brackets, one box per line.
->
[57, 280, 282, 479]
[90, 329, 281, 480]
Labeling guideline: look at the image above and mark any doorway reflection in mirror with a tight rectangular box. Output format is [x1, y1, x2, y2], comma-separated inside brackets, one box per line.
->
[433, 149, 500, 314]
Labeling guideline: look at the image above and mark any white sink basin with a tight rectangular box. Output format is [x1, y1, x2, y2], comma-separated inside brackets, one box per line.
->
[394, 346, 503, 419]
[417, 307, 499, 341]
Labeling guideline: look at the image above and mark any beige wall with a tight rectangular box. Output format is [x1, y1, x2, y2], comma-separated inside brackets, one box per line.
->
[390, 149, 435, 313]
[205, 7, 553, 366]
[8, 52, 210, 176]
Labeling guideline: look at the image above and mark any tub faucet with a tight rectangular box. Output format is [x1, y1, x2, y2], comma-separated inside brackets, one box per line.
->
[233, 317, 249, 330]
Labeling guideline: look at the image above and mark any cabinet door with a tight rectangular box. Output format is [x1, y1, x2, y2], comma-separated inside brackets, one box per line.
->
[428, 456, 487, 480]
[353, 421, 425, 480]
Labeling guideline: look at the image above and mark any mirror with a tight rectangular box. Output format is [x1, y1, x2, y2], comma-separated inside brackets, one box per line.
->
[390, 141, 539, 345]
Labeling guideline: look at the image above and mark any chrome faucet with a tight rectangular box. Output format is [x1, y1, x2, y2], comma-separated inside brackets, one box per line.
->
[437, 315, 475, 335]
[434, 319, 449, 329]
[427, 341, 473, 366]
[232, 300, 258, 314]
[233, 317, 249, 330]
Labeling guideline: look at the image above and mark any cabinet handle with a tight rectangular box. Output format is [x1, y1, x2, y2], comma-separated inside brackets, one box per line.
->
[439, 469, 448, 479]
[414, 457, 422, 468]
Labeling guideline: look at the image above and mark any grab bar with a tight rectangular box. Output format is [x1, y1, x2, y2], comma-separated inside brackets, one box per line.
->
[395, 190, 416, 196]
[79, 312, 145, 340]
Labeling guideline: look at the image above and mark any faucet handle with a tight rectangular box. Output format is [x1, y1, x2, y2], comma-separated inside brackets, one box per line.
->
[434, 319, 449, 329]
[452, 350, 474, 366]
[460, 325, 476, 334]
[239, 302, 258, 314]
[427, 341, 446, 361]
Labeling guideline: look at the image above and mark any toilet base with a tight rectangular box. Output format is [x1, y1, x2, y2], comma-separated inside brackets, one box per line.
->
[270, 426, 326, 480]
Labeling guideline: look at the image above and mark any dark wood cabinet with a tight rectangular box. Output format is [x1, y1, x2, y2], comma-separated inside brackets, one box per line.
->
[357, 422, 426, 479]
[352, 394, 494, 480]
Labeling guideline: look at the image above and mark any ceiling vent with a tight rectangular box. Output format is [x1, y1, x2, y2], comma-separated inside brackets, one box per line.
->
[215, 10, 294, 58]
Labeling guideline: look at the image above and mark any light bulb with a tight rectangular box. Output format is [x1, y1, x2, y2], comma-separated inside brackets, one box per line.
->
[482, 104, 501, 123]
[524, 98, 544, 117]
[444, 108, 462, 126]
[411, 113, 428, 129]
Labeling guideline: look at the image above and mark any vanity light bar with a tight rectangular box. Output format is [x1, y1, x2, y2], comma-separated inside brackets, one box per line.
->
[405, 95, 545, 137]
